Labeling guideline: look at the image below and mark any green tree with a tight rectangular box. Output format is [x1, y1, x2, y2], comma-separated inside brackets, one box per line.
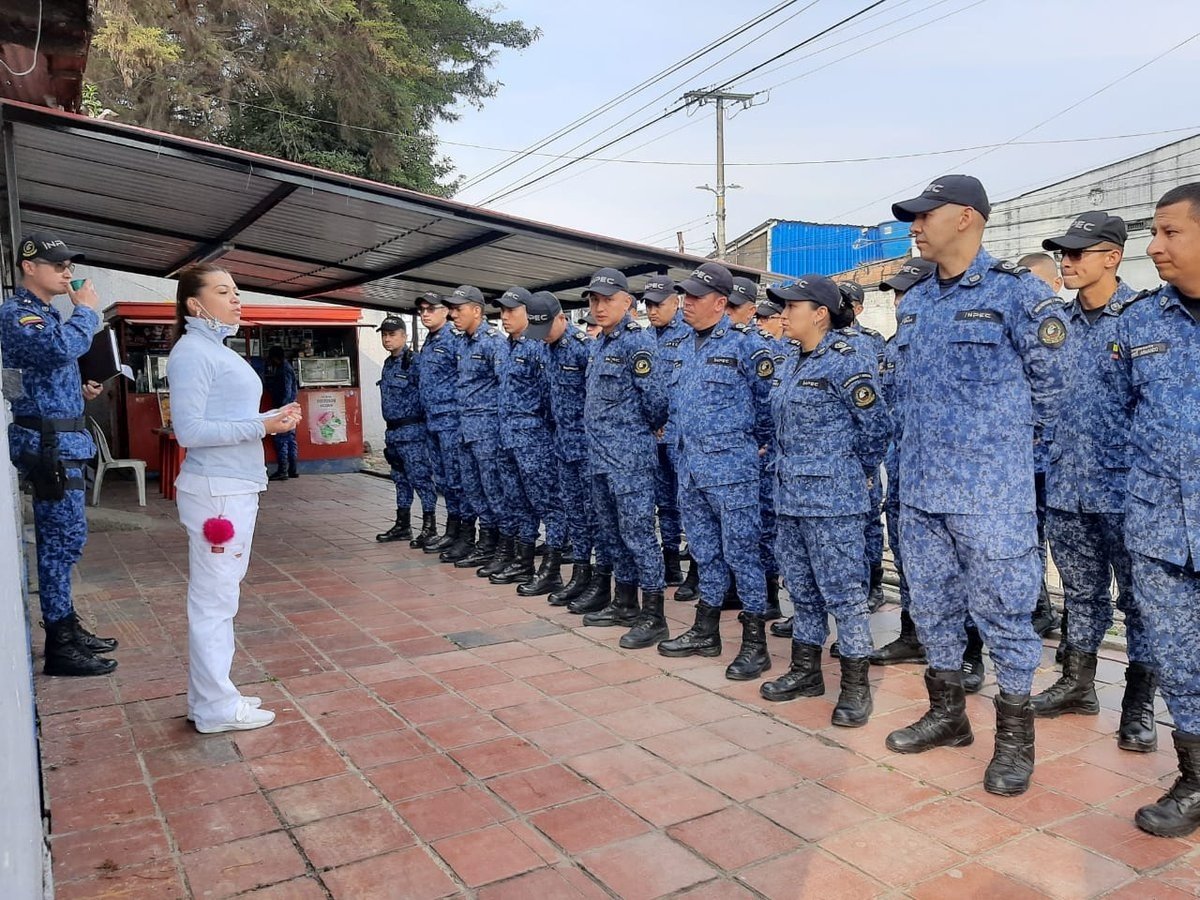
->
[87, 0, 538, 195]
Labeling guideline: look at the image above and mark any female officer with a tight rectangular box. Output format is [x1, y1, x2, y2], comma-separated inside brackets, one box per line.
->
[168, 264, 300, 733]
[759, 274, 890, 727]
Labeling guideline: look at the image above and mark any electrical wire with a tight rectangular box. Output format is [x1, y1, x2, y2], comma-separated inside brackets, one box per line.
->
[0, 0, 43, 78]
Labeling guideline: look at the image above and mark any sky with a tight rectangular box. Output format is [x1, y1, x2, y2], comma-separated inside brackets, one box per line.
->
[436, 0, 1200, 255]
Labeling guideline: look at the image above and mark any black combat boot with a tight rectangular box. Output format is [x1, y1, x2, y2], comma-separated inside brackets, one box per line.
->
[1031, 583, 1056, 637]
[569, 565, 612, 615]
[518, 547, 564, 597]
[1054, 608, 1069, 665]
[886, 668, 974, 753]
[1135, 731, 1200, 837]
[268, 466, 288, 481]
[770, 615, 794, 638]
[490, 539, 535, 584]
[870, 609, 926, 666]
[1031, 647, 1099, 718]
[832, 657, 873, 728]
[961, 623, 985, 693]
[44, 619, 118, 677]
[427, 514, 460, 554]
[763, 575, 783, 621]
[549, 560, 591, 607]
[984, 692, 1035, 796]
[376, 509, 411, 542]
[725, 612, 772, 680]
[867, 564, 886, 613]
[760, 643, 824, 701]
[62, 612, 118, 654]
[476, 534, 514, 578]
[663, 547, 684, 586]
[620, 590, 669, 649]
[410, 511, 438, 549]
[583, 581, 640, 627]
[657, 603, 722, 658]
[674, 563, 699, 601]
[440, 519, 475, 563]
[456, 525, 497, 568]
[288, 462, 299, 478]
[1119, 662, 1160, 753]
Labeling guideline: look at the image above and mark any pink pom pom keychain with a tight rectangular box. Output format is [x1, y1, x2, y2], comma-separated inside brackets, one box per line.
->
[203, 516, 235, 553]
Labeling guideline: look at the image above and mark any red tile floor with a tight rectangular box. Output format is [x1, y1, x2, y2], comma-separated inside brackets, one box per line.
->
[35, 473, 1199, 898]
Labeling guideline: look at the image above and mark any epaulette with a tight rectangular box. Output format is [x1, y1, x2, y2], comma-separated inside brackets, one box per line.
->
[1123, 286, 1162, 311]
[830, 340, 854, 354]
[449, 326, 464, 336]
[484, 326, 500, 337]
[993, 260, 1030, 276]
[624, 320, 642, 332]
[731, 322, 751, 333]
[570, 330, 589, 343]
[861, 326, 883, 338]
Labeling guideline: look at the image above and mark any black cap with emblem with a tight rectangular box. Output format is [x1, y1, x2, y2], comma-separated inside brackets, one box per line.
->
[497, 286, 533, 309]
[582, 267, 629, 299]
[756, 298, 784, 317]
[676, 261, 734, 299]
[837, 281, 865, 306]
[415, 291, 445, 308]
[766, 274, 840, 313]
[729, 276, 760, 307]
[880, 258, 936, 293]
[892, 174, 991, 222]
[639, 277, 676, 305]
[377, 315, 406, 333]
[19, 231, 85, 264]
[1042, 211, 1127, 251]
[524, 291, 562, 341]
[445, 284, 485, 306]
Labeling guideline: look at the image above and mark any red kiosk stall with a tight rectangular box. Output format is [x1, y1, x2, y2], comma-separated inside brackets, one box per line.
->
[104, 302, 365, 494]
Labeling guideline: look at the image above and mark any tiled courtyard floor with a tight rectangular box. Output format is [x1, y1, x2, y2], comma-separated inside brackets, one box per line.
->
[33, 472, 1199, 899]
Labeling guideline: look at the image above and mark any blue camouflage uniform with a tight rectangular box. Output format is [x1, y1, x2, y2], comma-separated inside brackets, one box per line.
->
[749, 323, 786, 580]
[264, 356, 299, 474]
[840, 324, 887, 586]
[498, 332, 564, 546]
[546, 327, 596, 563]
[418, 323, 466, 519]
[1046, 281, 1148, 663]
[671, 316, 774, 614]
[1113, 284, 1200, 731]
[772, 331, 890, 657]
[585, 313, 668, 591]
[456, 323, 509, 529]
[379, 347, 436, 515]
[653, 311, 689, 555]
[2, 287, 98, 624]
[879, 333, 911, 611]
[895, 249, 1066, 694]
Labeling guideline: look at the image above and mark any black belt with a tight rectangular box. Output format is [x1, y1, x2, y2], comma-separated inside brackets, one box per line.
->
[14, 416, 86, 433]
[386, 416, 424, 429]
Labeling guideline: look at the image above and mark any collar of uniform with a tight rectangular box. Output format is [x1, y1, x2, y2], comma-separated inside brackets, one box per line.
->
[810, 328, 843, 358]
[1158, 283, 1189, 313]
[954, 247, 996, 289]
[711, 313, 731, 339]
[14, 286, 51, 309]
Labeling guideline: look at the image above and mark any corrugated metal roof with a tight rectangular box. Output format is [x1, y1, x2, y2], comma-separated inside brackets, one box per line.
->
[1, 101, 779, 311]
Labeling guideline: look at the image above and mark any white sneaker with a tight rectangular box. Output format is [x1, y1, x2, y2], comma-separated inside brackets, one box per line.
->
[194, 699, 275, 733]
[187, 695, 262, 723]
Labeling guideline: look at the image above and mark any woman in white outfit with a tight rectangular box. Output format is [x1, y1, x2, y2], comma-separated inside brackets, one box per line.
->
[167, 264, 300, 733]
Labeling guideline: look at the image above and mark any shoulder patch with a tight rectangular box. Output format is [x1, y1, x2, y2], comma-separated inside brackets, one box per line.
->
[1108, 291, 1145, 315]
[830, 340, 853, 355]
[994, 260, 1030, 276]
[17, 313, 46, 328]
[842, 372, 871, 390]
[731, 322, 751, 333]
[1038, 316, 1067, 348]
[625, 320, 643, 332]
[861, 326, 882, 338]
[1032, 297, 1066, 316]
[632, 349, 653, 376]
[571, 330, 589, 343]
[852, 383, 878, 409]
[756, 356, 775, 378]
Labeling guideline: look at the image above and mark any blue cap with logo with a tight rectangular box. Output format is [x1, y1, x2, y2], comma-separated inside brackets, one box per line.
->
[445, 284, 485, 306]
[892, 174, 991, 222]
[729, 276, 760, 307]
[880, 258, 937, 293]
[582, 267, 629, 298]
[497, 286, 533, 309]
[676, 261, 734, 298]
[640, 276, 676, 304]
[1042, 211, 1127, 251]
[766, 274, 841, 313]
[524, 291, 562, 341]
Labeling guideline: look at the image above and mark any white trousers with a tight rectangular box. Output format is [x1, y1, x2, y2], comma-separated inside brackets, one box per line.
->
[176, 487, 259, 729]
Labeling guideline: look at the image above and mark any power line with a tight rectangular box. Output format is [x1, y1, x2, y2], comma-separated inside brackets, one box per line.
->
[477, 0, 894, 207]
[456, 0, 814, 192]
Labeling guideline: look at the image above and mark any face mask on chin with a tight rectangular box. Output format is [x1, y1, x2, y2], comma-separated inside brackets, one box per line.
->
[187, 308, 239, 340]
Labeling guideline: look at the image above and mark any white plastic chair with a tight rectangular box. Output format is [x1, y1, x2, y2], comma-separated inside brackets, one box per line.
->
[89, 416, 146, 507]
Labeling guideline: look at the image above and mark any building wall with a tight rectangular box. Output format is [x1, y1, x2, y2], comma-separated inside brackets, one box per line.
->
[725, 230, 769, 272]
[984, 135, 1200, 293]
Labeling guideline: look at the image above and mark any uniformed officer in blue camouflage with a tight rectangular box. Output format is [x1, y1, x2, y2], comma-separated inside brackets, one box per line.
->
[416, 292, 466, 552]
[264, 346, 299, 481]
[1032, 212, 1157, 754]
[758, 275, 890, 726]
[1110, 183, 1200, 837]
[641, 277, 689, 590]
[484, 287, 567, 594]
[581, 268, 671, 649]
[839, 280, 888, 611]
[726, 275, 784, 621]
[525, 290, 600, 607]
[441, 285, 509, 567]
[870, 258, 937, 666]
[657, 263, 776, 681]
[883, 175, 1066, 798]
[2, 232, 118, 676]
[375, 316, 436, 545]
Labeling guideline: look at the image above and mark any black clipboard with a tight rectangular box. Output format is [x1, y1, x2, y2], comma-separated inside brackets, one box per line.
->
[78, 327, 124, 383]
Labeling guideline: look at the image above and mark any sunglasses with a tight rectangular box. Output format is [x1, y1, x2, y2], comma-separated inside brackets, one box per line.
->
[1055, 248, 1112, 262]
[36, 260, 75, 274]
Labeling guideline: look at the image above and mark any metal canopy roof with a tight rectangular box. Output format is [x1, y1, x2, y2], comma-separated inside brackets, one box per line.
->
[0, 100, 771, 311]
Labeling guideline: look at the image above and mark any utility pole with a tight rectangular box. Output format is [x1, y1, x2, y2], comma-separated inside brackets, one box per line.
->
[684, 90, 756, 260]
